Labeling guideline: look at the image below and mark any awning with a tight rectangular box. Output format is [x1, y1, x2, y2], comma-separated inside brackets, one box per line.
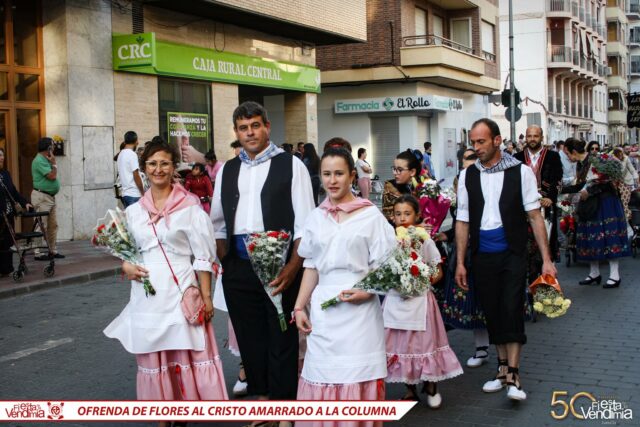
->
[580, 29, 588, 57]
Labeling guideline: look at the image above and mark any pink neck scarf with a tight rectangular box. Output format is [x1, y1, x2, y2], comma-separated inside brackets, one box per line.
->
[319, 197, 374, 222]
[139, 184, 200, 228]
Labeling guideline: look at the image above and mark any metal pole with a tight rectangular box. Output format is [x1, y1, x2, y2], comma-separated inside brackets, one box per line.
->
[509, 0, 516, 143]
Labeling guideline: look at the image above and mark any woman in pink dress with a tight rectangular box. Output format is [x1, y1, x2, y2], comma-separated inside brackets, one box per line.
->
[104, 139, 228, 427]
[294, 147, 397, 427]
[384, 195, 463, 408]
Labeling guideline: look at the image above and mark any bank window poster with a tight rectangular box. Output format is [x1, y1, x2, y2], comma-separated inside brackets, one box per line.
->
[167, 112, 210, 166]
[443, 128, 457, 178]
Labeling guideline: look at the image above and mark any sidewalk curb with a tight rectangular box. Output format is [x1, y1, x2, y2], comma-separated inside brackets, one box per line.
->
[0, 267, 121, 299]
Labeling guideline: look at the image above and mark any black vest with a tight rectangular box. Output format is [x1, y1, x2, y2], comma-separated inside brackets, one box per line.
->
[220, 152, 295, 254]
[466, 164, 528, 255]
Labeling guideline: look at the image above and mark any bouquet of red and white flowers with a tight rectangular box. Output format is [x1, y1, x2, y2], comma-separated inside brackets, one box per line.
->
[92, 209, 156, 297]
[590, 153, 623, 181]
[244, 230, 292, 331]
[321, 226, 439, 309]
[413, 173, 455, 236]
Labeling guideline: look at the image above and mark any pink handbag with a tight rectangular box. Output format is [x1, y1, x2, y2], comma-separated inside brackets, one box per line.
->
[150, 221, 205, 325]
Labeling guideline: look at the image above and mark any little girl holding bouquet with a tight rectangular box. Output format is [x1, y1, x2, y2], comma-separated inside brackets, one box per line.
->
[384, 195, 463, 408]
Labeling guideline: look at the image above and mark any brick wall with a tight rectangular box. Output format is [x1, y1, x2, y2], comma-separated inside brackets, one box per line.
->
[217, 0, 367, 42]
[316, 0, 402, 71]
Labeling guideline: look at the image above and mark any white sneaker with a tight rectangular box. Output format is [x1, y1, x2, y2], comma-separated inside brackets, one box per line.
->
[482, 379, 505, 393]
[426, 392, 442, 409]
[507, 385, 527, 401]
[232, 378, 248, 396]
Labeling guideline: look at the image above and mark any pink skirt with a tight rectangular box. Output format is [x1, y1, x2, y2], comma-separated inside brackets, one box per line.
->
[385, 292, 463, 384]
[296, 378, 384, 427]
[136, 321, 229, 400]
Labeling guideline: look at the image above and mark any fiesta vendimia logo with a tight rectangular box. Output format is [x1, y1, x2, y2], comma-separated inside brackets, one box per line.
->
[550, 391, 633, 422]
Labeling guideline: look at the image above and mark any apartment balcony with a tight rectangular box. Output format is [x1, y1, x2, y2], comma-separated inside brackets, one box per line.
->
[606, 6, 629, 25]
[401, 35, 483, 74]
[548, 45, 573, 67]
[377, 34, 502, 93]
[547, 0, 572, 17]
[627, 1, 640, 18]
[631, 62, 640, 76]
[608, 75, 628, 92]
[609, 109, 627, 124]
[607, 41, 628, 57]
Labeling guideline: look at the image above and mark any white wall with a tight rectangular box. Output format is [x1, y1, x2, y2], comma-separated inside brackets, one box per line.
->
[491, 12, 548, 140]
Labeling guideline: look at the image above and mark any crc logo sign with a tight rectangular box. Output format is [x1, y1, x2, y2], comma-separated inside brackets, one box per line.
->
[117, 35, 151, 60]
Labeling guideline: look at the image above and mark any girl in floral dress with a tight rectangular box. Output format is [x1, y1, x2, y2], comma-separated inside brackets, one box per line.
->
[384, 195, 463, 408]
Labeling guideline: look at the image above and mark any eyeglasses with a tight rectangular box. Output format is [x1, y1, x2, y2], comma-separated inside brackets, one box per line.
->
[590, 147, 600, 152]
[391, 166, 409, 173]
[145, 160, 173, 170]
[463, 155, 478, 161]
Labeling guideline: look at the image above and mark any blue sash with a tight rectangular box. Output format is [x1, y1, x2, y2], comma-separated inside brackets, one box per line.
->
[479, 227, 508, 253]
[233, 234, 250, 260]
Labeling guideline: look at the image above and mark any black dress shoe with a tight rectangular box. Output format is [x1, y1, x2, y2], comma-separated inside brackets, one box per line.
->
[603, 278, 621, 289]
[53, 253, 65, 259]
[35, 254, 52, 261]
[579, 275, 601, 285]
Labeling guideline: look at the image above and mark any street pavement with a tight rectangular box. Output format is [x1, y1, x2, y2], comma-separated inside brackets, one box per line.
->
[0, 257, 638, 427]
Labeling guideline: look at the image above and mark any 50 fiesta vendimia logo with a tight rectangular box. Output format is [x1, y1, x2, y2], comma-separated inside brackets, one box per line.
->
[550, 391, 633, 421]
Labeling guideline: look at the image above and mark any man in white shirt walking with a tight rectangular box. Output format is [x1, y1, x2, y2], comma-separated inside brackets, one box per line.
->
[117, 131, 144, 208]
[211, 102, 314, 419]
[455, 118, 557, 402]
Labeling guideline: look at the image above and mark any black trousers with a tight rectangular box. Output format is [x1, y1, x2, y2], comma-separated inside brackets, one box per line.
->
[471, 250, 527, 345]
[222, 254, 300, 399]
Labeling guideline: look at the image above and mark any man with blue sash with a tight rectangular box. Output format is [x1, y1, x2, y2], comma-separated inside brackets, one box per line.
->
[454, 118, 557, 402]
[211, 102, 314, 414]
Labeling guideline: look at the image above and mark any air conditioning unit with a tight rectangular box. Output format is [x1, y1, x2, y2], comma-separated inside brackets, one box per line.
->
[605, 66, 613, 76]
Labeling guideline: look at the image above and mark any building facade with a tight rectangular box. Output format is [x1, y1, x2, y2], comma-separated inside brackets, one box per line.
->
[491, 0, 609, 146]
[627, 0, 640, 143]
[607, 0, 629, 145]
[5, 0, 364, 239]
[316, 0, 501, 182]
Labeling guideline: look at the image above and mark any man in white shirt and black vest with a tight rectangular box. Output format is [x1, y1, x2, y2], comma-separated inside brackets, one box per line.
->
[211, 102, 314, 413]
[455, 118, 557, 402]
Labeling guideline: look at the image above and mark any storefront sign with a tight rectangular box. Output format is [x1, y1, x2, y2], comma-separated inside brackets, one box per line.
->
[334, 95, 463, 114]
[167, 112, 210, 163]
[113, 33, 320, 93]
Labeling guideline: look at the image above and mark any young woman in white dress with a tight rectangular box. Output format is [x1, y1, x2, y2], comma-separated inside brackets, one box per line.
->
[294, 147, 396, 427]
[104, 140, 228, 427]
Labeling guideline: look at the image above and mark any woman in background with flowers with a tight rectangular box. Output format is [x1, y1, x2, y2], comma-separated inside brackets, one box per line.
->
[576, 152, 630, 288]
[382, 150, 422, 222]
[384, 194, 463, 408]
[104, 139, 227, 424]
[294, 147, 396, 427]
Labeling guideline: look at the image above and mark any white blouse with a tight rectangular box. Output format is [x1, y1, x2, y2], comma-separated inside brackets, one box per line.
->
[103, 203, 216, 354]
[297, 206, 396, 384]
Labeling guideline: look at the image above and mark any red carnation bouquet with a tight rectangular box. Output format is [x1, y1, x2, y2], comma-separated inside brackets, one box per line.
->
[321, 226, 439, 309]
[244, 230, 292, 331]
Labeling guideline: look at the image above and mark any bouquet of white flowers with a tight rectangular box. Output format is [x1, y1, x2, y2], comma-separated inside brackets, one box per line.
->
[244, 231, 292, 331]
[321, 226, 439, 309]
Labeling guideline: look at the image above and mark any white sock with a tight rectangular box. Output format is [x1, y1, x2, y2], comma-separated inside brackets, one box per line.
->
[609, 260, 620, 281]
[474, 329, 490, 350]
[589, 261, 600, 278]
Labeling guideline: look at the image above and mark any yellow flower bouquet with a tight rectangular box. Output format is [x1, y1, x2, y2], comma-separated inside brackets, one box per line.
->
[529, 274, 571, 318]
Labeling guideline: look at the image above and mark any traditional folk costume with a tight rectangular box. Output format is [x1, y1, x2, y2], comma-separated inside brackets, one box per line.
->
[211, 142, 315, 399]
[384, 238, 463, 384]
[104, 184, 228, 400]
[296, 200, 396, 427]
[514, 147, 563, 280]
[457, 154, 540, 347]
